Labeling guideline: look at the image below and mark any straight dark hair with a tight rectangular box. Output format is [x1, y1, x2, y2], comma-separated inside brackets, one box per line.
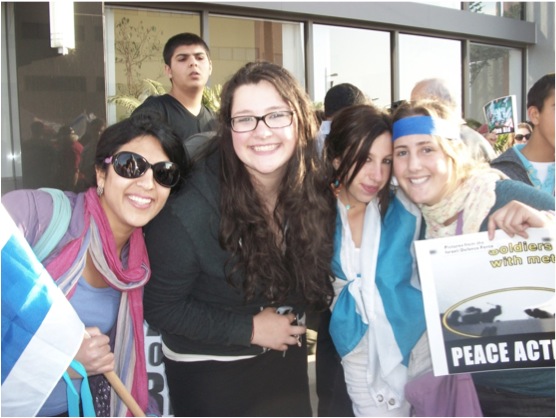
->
[163, 32, 211, 65]
[324, 104, 393, 218]
[527, 73, 555, 112]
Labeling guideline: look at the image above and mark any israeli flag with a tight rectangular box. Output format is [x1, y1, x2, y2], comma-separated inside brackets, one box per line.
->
[1, 205, 84, 417]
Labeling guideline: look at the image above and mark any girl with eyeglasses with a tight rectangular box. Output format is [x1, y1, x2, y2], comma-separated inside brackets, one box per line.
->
[143, 61, 336, 416]
[391, 100, 554, 417]
[2, 112, 189, 416]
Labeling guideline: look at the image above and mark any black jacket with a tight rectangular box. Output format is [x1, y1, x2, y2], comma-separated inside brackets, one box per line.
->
[144, 149, 302, 356]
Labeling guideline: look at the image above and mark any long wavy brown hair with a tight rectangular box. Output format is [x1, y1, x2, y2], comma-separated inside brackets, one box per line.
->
[214, 61, 336, 310]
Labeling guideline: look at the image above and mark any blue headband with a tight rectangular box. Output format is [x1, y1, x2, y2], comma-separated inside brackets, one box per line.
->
[392, 115, 460, 141]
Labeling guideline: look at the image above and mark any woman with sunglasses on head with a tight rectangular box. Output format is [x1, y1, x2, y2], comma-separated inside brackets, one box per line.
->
[143, 61, 336, 416]
[320, 104, 425, 416]
[2, 112, 188, 417]
[391, 100, 554, 417]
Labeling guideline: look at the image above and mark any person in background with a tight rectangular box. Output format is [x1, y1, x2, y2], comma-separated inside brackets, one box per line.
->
[143, 61, 336, 416]
[2, 113, 188, 417]
[77, 118, 106, 190]
[491, 73, 555, 196]
[514, 121, 533, 145]
[478, 123, 500, 151]
[21, 120, 57, 189]
[411, 77, 497, 163]
[392, 99, 555, 417]
[132, 32, 217, 147]
[52, 125, 83, 191]
[321, 104, 424, 416]
[79, 117, 106, 149]
[316, 83, 368, 156]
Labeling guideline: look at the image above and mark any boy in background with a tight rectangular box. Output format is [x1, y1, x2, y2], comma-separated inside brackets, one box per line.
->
[491, 73, 555, 196]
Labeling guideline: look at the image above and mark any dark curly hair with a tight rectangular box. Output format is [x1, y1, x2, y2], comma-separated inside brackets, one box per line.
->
[214, 61, 336, 310]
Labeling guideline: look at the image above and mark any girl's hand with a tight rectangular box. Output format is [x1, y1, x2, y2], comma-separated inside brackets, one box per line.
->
[70, 327, 115, 377]
[251, 307, 306, 351]
[487, 200, 554, 240]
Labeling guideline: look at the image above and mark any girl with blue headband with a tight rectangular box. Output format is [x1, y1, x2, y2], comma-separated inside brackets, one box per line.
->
[392, 100, 555, 417]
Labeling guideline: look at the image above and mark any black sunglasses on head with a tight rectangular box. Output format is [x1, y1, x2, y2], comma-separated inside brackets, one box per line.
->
[105, 151, 180, 188]
[515, 133, 531, 141]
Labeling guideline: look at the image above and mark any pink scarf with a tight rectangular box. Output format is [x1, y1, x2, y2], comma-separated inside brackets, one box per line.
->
[46, 188, 149, 417]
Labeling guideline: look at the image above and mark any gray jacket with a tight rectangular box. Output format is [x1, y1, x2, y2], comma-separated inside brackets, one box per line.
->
[490, 147, 533, 186]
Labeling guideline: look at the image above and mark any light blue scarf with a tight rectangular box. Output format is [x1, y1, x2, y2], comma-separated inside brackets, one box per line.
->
[329, 189, 426, 406]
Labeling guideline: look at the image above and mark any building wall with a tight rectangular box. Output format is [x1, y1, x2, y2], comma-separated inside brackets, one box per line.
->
[526, 1, 555, 86]
[1, 1, 554, 194]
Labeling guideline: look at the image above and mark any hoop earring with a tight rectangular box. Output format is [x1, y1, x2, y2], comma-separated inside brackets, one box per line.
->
[96, 185, 104, 197]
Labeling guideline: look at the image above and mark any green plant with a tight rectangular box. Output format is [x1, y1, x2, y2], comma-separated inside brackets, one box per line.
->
[114, 17, 163, 98]
[494, 133, 510, 153]
[108, 81, 222, 117]
[108, 79, 165, 117]
[202, 84, 222, 112]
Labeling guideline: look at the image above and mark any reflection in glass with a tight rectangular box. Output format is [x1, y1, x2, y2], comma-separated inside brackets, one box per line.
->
[399, 34, 461, 108]
[468, 43, 522, 124]
[312, 25, 391, 109]
[208, 15, 304, 89]
[7, 2, 105, 193]
[468, 2, 524, 19]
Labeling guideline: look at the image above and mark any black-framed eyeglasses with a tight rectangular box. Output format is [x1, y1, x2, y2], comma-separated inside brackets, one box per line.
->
[230, 110, 294, 133]
[104, 151, 180, 188]
[515, 133, 531, 141]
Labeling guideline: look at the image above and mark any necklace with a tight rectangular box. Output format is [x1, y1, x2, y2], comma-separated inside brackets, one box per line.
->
[341, 189, 356, 211]
[332, 180, 357, 211]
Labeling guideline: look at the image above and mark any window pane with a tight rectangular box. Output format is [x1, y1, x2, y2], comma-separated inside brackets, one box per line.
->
[208, 15, 305, 88]
[313, 25, 391, 109]
[468, 43, 523, 124]
[502, 2, 525, 19]
[468, 2, 524, 19]
[399, 34, 462, 108]
[105, 7, 200, 121]
[9, 2, 105, 191]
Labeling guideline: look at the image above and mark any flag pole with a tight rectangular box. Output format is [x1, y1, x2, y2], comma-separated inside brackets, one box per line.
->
[83, 331, 145, 417]
[103, 371, 146, 417]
